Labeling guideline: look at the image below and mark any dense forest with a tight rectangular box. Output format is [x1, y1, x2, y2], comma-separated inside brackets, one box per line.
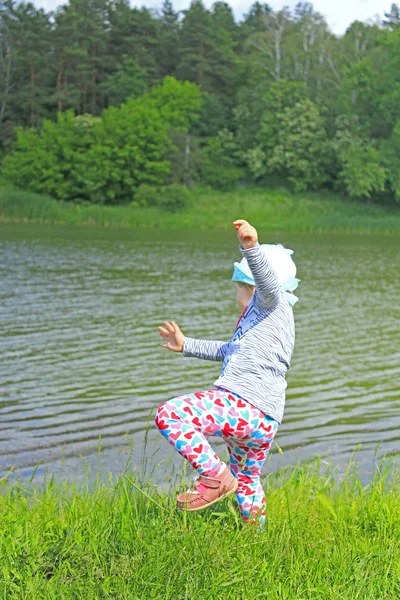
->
[1, 0, 400, 206]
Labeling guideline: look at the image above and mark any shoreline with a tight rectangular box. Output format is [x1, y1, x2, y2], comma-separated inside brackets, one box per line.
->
[1, 184, 400, 235]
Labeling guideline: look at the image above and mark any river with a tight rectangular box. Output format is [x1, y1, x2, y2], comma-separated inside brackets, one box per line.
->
[1, 224, 399, 483]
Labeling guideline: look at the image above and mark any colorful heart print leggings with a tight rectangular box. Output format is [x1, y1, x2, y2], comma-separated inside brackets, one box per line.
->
[155, 387, 279, 524]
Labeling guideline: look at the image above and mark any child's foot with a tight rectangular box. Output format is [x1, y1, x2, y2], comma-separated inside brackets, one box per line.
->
[177, 463, 238, 511]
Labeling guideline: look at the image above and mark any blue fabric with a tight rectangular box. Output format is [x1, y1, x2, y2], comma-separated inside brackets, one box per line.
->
[232, 267, 300, 306]
[232, 264, 255, 286]
[281, 276, 300, 306]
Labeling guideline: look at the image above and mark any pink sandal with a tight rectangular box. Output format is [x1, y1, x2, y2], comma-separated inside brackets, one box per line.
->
[177, 464, 238, 512]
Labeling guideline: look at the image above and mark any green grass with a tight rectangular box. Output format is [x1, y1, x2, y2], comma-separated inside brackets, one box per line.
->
[1, 458, 399, 599]
[1, 181, 400, 234]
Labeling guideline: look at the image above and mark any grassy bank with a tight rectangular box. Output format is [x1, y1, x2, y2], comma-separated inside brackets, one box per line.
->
[1, 182, 400, 234]
[1, 461, 399, 599]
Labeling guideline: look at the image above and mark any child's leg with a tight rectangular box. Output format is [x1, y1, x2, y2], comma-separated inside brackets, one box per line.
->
[155, 391, 224, 474]
[226, 423, 278, 524]
[155, 388, 278, 515]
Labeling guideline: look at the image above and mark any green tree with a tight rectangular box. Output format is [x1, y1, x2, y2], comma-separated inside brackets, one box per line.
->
[240, 2, 272, 38]
[193, 92, 229, 138]
[1, 0, 53, 126]
[236, 80, 307, 171]
[267, 99, 332, 191]
[380, 119, 400, 203]
[244, 7, 292, 84]
[145, 76, 201, 130]
[383, 3, 400, 28]
[333, 116, 387, 199]
[2, 111, 100, 200]
[108, 1, 160, 83]
[177, 0, 238, 108]
[337, 26, 399, 141]
[146, 77, 202, 187]
[177, 0, 211, 88]
[0, 1, 14, 146]
[212, 1, 238, 37]
[157, 0, 180, 77]
[258, 80, 307, 155]
[54, 0, 109, 114]
[81, 102, 171, 203]
[290, 3, 334, 95]
[372, 28, 400, 139]
[100, 57, 147, 106]
[2, 77, 201, 203]
[201, 129, 243, 189]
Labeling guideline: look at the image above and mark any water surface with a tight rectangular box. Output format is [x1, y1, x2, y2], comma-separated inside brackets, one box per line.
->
[1, 224, 399, 482]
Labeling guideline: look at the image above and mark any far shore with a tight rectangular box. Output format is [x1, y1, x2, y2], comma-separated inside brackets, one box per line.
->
[1, 183, 400, 235]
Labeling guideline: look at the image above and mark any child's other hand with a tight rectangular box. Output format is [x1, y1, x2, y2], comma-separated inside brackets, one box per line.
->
[158, 321, 185, 352]
[233, 219, 258, 249]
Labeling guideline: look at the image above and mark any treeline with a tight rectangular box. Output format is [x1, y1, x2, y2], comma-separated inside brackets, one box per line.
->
[1, 0, 400, 205]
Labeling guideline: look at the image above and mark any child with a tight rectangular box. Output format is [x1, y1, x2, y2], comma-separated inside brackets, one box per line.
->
[155, 219, 299, 524]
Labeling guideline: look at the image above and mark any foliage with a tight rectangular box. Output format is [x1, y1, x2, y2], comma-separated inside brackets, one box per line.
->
[2, 78, 201, 203]
[381, 119, 400, 203]
[201, 130, 244, 190]
[100, 57, 148, 106]
[2, 0, 400, 204]
[336, 144, 386, 199]
[167, 130, 203, 188]
[333, 116, 387, 199]
[145, 76, 202, 131]
[2, 111, 100, 201]
[266, 99, 332, 192]
[134, 183, 190, 211]
[80, 101, 171, 203]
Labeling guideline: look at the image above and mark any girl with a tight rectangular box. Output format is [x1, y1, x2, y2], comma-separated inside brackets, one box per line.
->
[155, 219, 299, 524]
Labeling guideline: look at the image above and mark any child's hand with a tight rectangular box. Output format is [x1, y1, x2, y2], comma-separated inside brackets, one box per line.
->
[233, 219, 258, 249]
[158, 321, 185, 352]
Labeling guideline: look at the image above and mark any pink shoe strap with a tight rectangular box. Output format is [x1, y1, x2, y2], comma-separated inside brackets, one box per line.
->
[198, 474, 221, 489]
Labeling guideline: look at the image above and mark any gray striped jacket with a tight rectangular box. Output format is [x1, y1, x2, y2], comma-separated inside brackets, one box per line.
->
[183, 243, 295, 423]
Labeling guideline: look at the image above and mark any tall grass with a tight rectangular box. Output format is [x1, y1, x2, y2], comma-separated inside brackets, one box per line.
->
[1, 182, 400, 234]
[1, 457, 399, 599]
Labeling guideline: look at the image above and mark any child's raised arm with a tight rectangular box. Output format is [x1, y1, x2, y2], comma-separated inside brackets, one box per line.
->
[233, 220, 281, 311]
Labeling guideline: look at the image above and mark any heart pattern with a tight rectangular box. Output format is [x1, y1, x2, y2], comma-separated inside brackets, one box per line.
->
[154, 387, 279, 526]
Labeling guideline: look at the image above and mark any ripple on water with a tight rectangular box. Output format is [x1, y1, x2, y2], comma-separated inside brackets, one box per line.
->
[1, 225, 399, 480]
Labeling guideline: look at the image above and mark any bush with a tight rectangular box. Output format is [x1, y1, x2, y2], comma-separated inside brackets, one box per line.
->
[158, 184, 190, 211]
[1, 78, 201, 205]
[1, 112, 100, 202]
[133, 184, 159, 208]
[202, 164, 244, 190]
[133, 184, 190, 212]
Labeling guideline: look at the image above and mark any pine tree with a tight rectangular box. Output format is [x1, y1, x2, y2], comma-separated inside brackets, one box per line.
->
[108, 0, 161, 83]
[177, 0, 238, 109]
[1, 0, 53, 127]
[177, 0, 211, 88]
[158, 0, 180, 77]
[54, 0, 109, 115]
[383, 4, 400, 28]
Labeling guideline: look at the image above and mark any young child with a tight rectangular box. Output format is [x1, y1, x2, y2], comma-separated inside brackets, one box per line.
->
[155, 219, 299, 524]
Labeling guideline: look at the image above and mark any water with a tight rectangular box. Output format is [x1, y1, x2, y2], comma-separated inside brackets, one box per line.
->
[1, 224, 400, 482]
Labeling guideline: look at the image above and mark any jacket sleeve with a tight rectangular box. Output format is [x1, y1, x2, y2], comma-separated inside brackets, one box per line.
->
[183, 337, 230, 362]
[240, 243, 281, 311]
